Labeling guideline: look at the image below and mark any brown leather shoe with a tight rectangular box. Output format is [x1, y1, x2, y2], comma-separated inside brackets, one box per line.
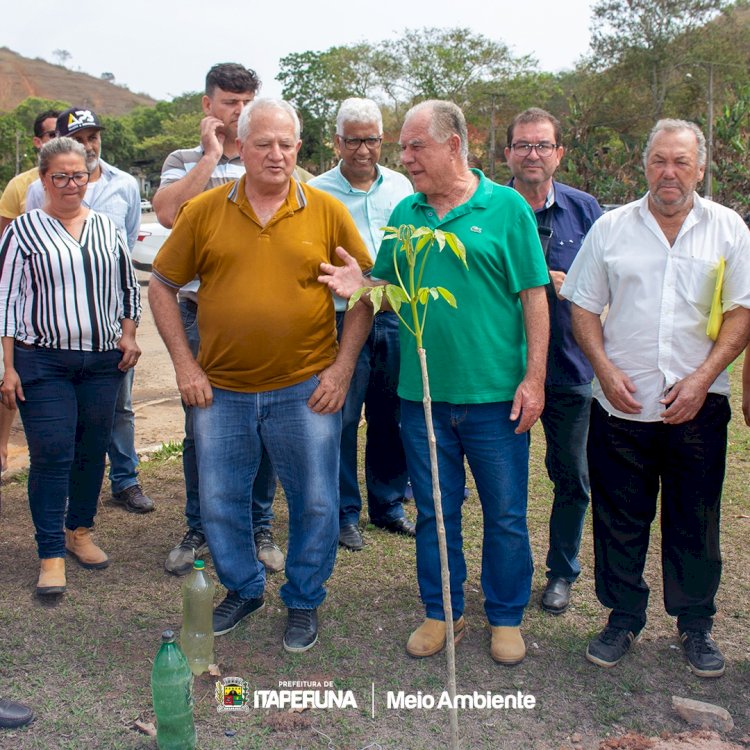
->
[37, 557, 66, 596]
[65, 527, 110, 569]
[490, 626, 526, 665]
[406, 616, 466, 658]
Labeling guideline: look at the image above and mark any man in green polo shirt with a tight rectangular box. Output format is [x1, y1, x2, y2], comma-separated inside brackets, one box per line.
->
[319, 100, 549, 665]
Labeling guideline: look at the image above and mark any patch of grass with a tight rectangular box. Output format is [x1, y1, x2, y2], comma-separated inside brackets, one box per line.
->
[148, 439, 184, 461]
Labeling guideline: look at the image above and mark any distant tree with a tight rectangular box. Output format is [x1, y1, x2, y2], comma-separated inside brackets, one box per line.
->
[377, 27, 534, 106]
[589, 0, 728, 118]
[52, 49, 71, 67]
[100, 72, 115, 82]
[98, 116, 136, 169]
[277, 50, 341, 171]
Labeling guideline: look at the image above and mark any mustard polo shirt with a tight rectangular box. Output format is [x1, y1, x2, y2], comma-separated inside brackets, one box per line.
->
[152, 176, 372, 393]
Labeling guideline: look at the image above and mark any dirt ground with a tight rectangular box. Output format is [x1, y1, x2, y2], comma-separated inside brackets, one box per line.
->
[4, 270, 185, 475]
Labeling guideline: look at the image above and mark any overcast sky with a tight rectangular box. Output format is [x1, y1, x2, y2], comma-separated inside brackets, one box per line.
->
[5, 0, 596, 102]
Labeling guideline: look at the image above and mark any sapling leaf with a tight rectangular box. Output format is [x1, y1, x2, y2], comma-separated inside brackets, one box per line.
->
[385, 284, 409, 314]
[347, 287, 368, 309]
[369, 285, 384, 313]
[445, 233, 468, 267]
[437, 287, 457, 308]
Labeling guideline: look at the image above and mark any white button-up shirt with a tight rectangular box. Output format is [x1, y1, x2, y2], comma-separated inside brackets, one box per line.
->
[561, 193, 750, 421]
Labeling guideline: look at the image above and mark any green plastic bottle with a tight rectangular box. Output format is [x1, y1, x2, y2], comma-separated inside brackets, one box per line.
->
[181, 560, 215, 676]
[151, 629, 196, 750]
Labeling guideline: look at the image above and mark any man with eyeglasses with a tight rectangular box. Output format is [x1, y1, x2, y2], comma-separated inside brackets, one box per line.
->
[0, 110, 60, 473]
[505, 108, 602, 617]
[26, 107, 149, 514]
[309, 98, 414, 551]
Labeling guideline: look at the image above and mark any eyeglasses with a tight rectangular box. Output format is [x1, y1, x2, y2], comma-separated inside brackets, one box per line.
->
[49, 172, 90, 188]
[510, 142, 558, 157]
[339, 136, 382, 151]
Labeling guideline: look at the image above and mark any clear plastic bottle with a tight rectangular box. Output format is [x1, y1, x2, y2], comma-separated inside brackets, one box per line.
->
[181, 560, 215, 676]
[151, 629, 196, 750]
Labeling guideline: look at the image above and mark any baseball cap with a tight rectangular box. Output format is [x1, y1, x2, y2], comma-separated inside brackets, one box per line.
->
[56, 107, 105, 137]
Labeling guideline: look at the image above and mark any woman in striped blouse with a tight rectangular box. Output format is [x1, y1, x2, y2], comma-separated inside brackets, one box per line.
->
[0, 137, 142, 597]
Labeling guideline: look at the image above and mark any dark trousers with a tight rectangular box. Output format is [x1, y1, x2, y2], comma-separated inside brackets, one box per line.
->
[587, 395, 729, 634]
[14, 345, 124, 558]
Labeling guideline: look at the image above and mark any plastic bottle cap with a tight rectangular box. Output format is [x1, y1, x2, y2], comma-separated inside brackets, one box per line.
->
[193, 560, 205, 570]
[161, 629, 176, 642]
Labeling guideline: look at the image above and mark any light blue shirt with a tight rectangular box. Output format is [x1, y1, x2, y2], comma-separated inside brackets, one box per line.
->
[25, 159, 141, 250]
[310, 162, 412, 311]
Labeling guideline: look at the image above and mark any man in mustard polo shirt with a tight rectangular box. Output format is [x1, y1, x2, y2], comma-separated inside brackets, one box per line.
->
[149, 98, 372, 653]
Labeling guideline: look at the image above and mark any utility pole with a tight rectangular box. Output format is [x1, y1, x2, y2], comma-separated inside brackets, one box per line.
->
[705, 62, 714, 201]
[15, 130, 22, 175]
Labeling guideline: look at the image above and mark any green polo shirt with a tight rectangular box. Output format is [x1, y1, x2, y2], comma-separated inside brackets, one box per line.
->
[371, 170, 548, 404]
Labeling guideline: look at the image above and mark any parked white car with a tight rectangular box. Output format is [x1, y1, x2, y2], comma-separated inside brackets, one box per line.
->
[132, 222, 169, 271]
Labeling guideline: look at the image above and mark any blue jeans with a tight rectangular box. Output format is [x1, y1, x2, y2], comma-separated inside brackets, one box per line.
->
[179, 298, 277, 533]
[540, 383, 592, 582]
[14, 345, 124, 558]
[107, 366, 139, 493]
[400, 399, 532, 626]
[193, 378, 341, 608]
[336, 311, 407, 526]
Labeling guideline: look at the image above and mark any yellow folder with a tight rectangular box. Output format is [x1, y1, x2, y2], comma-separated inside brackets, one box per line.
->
[706, 256, 725, 341]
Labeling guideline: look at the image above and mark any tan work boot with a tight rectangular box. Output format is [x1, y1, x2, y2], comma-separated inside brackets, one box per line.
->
[36, 558, 66, 596]
[490, 626, 526, 665]
[406, 616, 466, 658]
[65, 527, 110, 569]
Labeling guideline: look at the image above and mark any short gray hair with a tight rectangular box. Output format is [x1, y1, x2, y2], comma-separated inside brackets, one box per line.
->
[643, 119, 707, 168]
[336, 98, 382, 135]
[237, 98, 300, 143]
[404, 100, 468, 161]
[38, 137, 87, 175]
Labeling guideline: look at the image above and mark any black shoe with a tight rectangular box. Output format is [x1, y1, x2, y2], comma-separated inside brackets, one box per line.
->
[111, 484, 155, 513]
[283, 608, 318, 653]
[679, 629, 725, 678]
[339, 524, 364, 551]
[0, 698, 33, 728]
[586, 625, 639, 668]
[165, 528, 207, 576]
[375, 517, 416, 538]
[541, 577, 572, 614]
[213, 591, 264, 636]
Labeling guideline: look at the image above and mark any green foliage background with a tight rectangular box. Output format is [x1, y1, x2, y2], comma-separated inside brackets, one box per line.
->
[1, 2, 749, 211]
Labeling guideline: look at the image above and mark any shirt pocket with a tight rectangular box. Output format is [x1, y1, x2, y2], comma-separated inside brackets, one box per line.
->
[680, 256, 718, 314]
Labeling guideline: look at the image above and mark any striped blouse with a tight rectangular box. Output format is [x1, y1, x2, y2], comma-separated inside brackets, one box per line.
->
[0, 209, 141, 351]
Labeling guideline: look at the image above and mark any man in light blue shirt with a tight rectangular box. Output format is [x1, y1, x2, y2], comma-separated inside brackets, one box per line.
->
[26, 107, 151, 513]
[309, 98, 415, 550]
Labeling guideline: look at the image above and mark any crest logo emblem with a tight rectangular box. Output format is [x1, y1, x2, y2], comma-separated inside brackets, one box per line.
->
[215, 677, 250, 713]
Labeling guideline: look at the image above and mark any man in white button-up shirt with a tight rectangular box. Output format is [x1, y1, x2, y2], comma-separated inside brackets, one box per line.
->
[562, 119, 750, 679]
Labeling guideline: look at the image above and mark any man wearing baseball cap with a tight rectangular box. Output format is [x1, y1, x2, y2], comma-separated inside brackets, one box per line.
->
[26, 107, 150, 514]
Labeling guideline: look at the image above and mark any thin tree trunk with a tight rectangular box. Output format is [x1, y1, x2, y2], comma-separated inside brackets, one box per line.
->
[418, 346, 459, 749]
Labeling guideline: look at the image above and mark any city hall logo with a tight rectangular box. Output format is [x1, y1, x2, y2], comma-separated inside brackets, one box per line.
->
[215, 677, 250, 713]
